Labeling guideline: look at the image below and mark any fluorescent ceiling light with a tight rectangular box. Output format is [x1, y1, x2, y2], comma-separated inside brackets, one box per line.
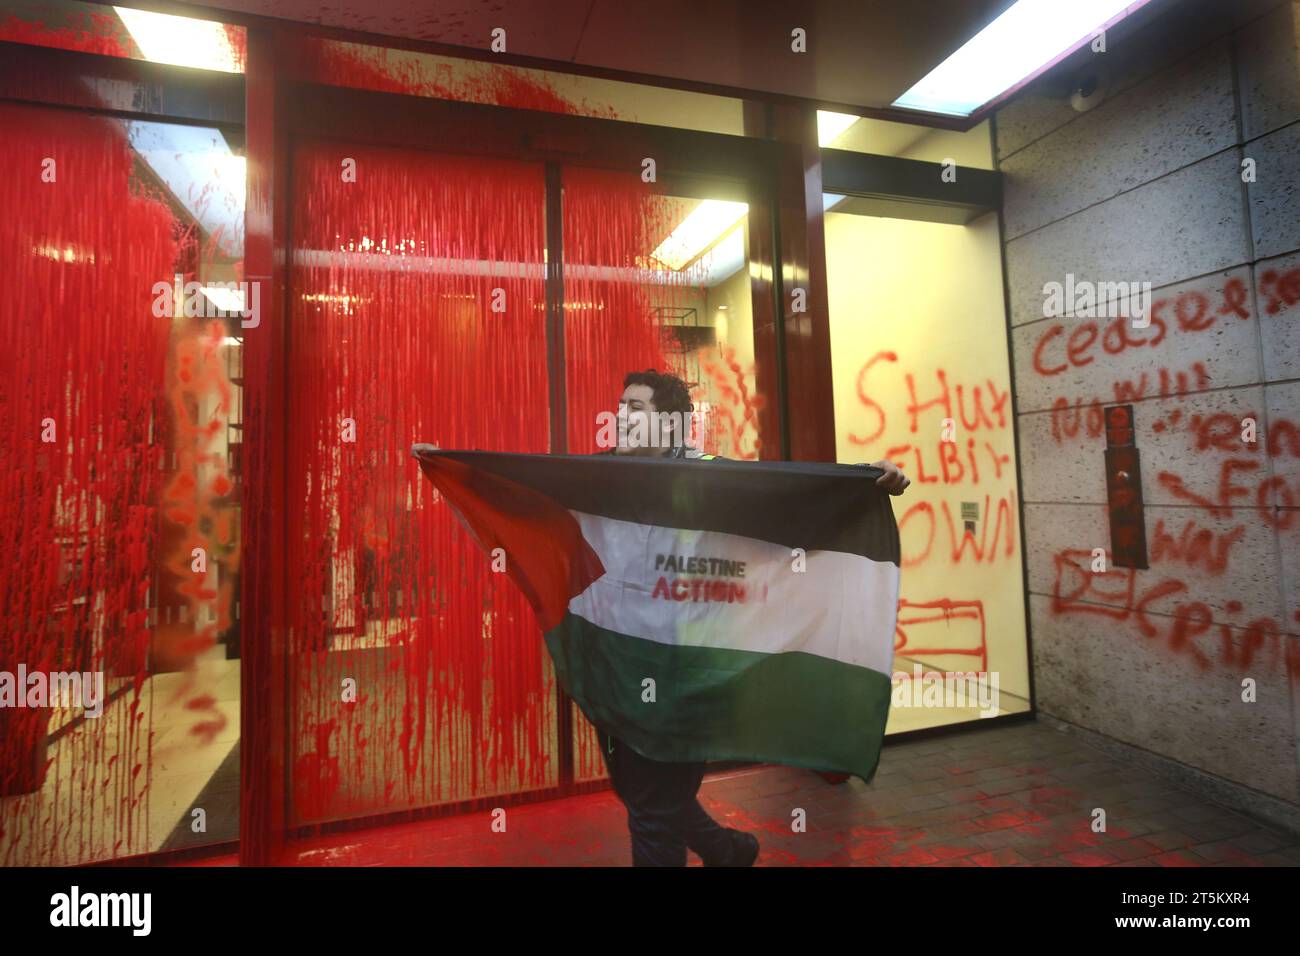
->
[696, 226, 745, 287]
[114, 7, 243, 74]
[892, 0, 1148, 116]
[650, 200, 748, 271]
[199, 285, 245, 313]
[817, 111, 860, 147]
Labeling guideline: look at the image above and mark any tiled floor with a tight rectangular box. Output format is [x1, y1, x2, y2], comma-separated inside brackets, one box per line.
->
[180, 719, 1300, 866]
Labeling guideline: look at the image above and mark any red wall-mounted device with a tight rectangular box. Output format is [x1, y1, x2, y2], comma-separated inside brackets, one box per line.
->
[1104, 404, 1148, 570]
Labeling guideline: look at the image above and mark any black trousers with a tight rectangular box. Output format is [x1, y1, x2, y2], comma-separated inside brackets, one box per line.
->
[598, 729, 734, 866]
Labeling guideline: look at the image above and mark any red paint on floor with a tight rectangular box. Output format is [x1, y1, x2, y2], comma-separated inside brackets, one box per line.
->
[173, 722, 1300, 867]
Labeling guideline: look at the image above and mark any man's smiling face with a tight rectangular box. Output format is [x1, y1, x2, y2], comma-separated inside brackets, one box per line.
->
[616, 383, 664, 455]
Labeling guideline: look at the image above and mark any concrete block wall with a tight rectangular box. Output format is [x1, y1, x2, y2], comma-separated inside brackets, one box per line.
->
[995, 0, 1300, 809]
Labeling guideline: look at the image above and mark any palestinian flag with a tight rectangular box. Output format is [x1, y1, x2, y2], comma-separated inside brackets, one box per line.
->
[413, 449, 900, 782]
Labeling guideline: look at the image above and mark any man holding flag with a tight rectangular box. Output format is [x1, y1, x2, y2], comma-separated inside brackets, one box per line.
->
[412, 369, 909, 867]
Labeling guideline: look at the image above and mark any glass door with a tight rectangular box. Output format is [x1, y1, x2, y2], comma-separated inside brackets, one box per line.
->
[559, 167, 776, 779]
[285, 141, 557, 826]
[275, 66, 784, 829]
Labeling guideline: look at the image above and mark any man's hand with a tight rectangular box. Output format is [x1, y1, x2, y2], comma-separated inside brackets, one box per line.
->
[870, 459, 910, 495]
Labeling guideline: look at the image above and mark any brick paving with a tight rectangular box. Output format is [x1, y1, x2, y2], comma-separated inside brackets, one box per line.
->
[180, 720, 1300, 866]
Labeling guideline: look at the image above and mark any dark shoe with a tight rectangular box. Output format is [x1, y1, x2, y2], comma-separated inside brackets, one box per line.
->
[703, 829, 760, 867]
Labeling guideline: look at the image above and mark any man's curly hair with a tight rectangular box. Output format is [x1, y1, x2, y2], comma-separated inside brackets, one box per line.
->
[623, 369, 695, 444]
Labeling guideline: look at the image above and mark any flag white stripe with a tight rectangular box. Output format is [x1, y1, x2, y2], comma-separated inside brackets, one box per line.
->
[568, 510, 898, 675]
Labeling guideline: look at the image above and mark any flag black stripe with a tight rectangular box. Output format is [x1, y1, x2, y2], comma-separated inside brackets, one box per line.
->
[424, 451, 901, 565]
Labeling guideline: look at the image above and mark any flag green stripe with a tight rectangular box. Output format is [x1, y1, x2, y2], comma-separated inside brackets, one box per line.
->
[546, 610, 894, 783]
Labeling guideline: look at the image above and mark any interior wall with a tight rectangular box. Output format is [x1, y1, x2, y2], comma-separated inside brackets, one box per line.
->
[997, 0, 1300, 806]
[825, 209, 1030, 732]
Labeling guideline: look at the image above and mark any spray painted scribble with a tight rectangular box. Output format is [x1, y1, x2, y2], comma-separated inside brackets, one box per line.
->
[1034, 267, 1300, 683]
